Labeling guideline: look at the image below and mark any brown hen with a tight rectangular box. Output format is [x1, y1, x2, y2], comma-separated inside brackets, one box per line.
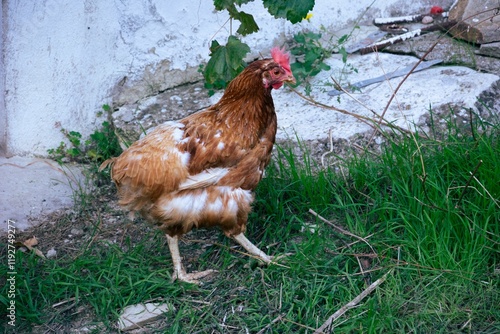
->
[101, 47, 295, 283]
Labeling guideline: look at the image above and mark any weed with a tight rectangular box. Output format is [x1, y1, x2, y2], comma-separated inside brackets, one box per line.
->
[47, 105, 122, 165]
[289, 31, 332, 95]
[1, 108, 498, 332]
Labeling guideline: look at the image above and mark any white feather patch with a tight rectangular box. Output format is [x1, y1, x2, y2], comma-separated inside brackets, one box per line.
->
[178, 167, 229, 190]
[161, 191, 208, 217]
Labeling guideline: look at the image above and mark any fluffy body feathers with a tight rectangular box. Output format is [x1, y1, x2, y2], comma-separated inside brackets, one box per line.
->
[102, 48, 295, 283]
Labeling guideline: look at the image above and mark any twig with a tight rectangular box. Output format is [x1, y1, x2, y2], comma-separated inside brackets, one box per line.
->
[313, 269, 393, 333]
[309, 209, 376, 255]
[359, 21, 456, 55]
[289, 87, 410, 136]
[455, 160, 483, 208]
[373, 11, 449, 26]
[321, 128, 335, 168]
[367, 6, 500, 147]
[256, 314, 285, 334]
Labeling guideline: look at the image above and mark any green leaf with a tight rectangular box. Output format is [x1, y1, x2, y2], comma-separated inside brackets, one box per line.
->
[204, 36, 250, 89]
[214, 0, 254, 11]
[338, 46, 348, 63]
[338, 34, 349, 45]
[234, 10, 259, 36]
[263, 0, 315, 24]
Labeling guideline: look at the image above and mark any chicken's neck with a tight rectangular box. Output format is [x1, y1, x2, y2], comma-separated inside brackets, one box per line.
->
[214, 76, 276, 135]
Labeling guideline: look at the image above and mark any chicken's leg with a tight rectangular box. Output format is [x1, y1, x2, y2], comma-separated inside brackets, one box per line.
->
[166, 234, 215, 284]
[233, 233, 272, 264]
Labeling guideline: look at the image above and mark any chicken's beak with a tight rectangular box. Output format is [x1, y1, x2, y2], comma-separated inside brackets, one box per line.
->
[285, 74, 296, 85]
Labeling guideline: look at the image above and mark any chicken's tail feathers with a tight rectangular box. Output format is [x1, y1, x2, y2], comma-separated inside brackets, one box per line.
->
[99, 157, 117, 172]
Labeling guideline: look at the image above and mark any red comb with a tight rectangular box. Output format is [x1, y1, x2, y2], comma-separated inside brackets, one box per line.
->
[430, 6, 443, 15]
[271, 46, 291, 72]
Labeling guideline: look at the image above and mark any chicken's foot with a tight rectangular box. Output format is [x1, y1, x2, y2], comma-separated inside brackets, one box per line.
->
[233, 233, 272, 264]
[166, 234, 216, 284]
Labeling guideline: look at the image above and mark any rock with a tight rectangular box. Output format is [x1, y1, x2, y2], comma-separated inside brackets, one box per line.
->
[383, 31, 500, 75]
[272, 52, 499, 150]
[421, 16, 433, 24]
[117, 302, 173, 331]
[448, 0, 500, 44]
[476, 42, 500, 58]
[70, 228, 84, 236]
[46, 248, 57, 258]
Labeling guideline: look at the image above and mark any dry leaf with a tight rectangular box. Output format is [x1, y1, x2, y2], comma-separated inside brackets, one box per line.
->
[14, 236, 46, 259]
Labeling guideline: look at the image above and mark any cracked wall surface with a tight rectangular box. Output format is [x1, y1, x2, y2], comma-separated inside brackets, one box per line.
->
[1, 0, 454, 156]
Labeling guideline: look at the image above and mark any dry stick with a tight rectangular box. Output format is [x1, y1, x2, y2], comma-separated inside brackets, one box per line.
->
[455, 160, 483, 208]
[310, 209, 377, 277]
[309, 209, 376, 255]
[373, 11, 449, 26]
[329, 75, 396, 122]
[256, 314, 285, 334]
[359, 21, 456, 55]
[290, 87, 410, 136]
[366, 6, 500, 147]
[313, 269, 393, 334]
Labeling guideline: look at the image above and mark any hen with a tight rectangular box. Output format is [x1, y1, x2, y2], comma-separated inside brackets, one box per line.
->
[101, 47, 295, 283]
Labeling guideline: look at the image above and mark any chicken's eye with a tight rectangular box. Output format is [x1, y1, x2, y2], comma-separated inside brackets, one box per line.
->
[273, 68, 281, 76]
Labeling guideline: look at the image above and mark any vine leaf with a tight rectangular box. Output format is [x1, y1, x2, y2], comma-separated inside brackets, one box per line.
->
[203, 36, 251, 90]
[233, 10, 259, 35]
[263, 0, 315, 24]
[214, 0, 259, 36]
[213, 0, 254, 10]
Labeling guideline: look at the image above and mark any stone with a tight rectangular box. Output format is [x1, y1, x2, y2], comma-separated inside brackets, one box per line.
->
[70, 228, 84, 236]
[421, 16, 433, 24]
[476, 42, 500, 58]
[383, 31, 500, 75]
[46, 248, 57, 258]
[448, 0, 500, 44]
[117, 303, 173, 331]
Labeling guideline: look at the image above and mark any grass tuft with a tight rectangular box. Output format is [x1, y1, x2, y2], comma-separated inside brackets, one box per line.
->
[1, 108, 498, 332]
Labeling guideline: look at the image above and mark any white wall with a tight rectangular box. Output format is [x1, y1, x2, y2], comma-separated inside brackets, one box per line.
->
[1, 0, 453, 156]
[0, 1, 5, 153]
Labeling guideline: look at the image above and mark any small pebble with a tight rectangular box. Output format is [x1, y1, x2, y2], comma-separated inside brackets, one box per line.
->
[70, 228, 84, 236]
[46, 248, 57, 258]
[422, 16, 433, 24]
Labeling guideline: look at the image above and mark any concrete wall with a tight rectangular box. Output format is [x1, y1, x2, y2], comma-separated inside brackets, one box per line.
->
[0, 1, 5, 153]
[1, 0, 453, 157]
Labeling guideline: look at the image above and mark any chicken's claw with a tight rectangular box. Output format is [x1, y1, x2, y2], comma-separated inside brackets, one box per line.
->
[172, 269, 217, 285]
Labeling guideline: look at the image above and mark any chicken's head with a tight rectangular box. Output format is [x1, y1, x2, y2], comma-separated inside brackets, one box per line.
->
[262, 47, 296, 90]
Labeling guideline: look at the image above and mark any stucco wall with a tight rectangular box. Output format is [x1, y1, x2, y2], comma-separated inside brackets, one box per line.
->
[0, 2, 5, 153]
[1, 0, 453, 156]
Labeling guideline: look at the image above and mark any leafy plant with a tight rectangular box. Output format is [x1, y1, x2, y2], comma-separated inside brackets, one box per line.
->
[203, 0, 315, 90]
[202, 36, 251, 93]
[47, 104, 122, 164]
[289, 31, 331, 94]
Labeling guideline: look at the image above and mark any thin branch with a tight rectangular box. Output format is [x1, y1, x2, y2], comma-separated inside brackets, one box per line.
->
[289, 87, 410, 136]
[367, 6, 500, 146]
[359, 21, 456, 55]
[256, 314, 285, 334]
[308, 209, 376, 255]
[455, 160, 483, 208]
[321, 128, 335, 168]
[314, 269, 393, 333]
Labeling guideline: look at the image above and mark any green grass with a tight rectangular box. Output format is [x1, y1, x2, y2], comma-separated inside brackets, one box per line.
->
[1, 110, 499, 333]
